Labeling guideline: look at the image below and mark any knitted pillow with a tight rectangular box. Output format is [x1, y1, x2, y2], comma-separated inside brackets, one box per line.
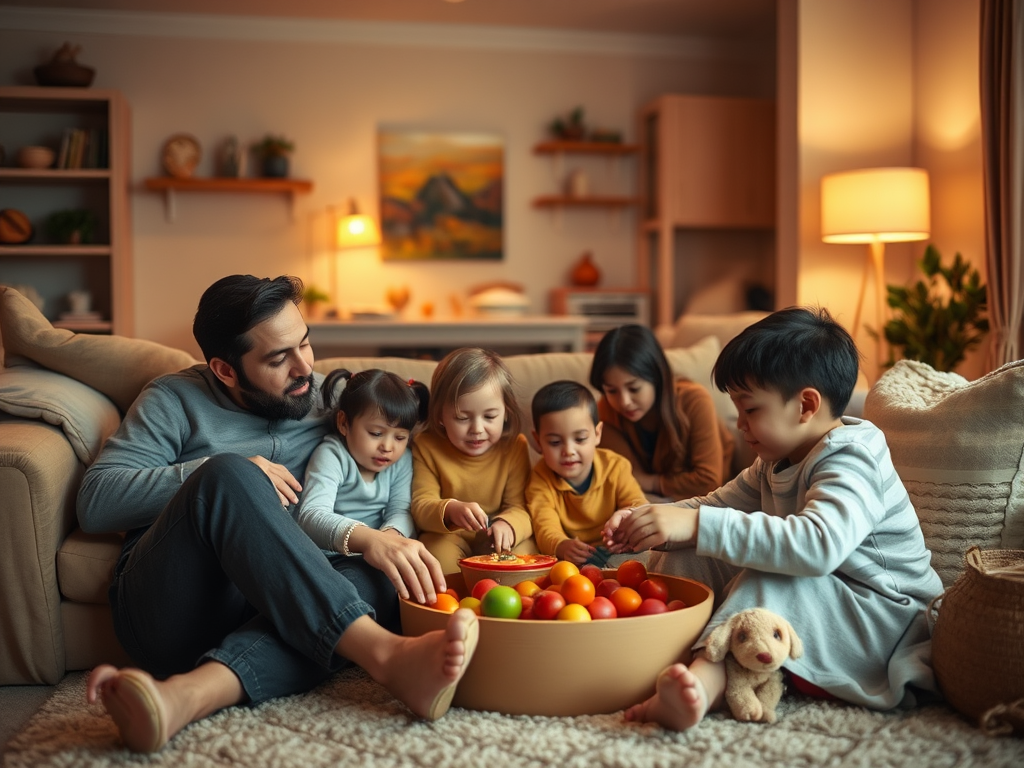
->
[864, 359, 1024, 587]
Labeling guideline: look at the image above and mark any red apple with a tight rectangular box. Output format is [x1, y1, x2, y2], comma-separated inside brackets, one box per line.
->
[638, 577, 669, 603]
[595, 578, 621, 599]
[667, 599, 687, 611]
[634, 597, 669, 616]
[587, 595, 617, 620]
[532, 590, 567, 620]
[579, 564, 604, 586]
[471, 578, 499, 601]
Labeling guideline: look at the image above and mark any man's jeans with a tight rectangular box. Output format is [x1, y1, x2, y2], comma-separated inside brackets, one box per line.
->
[109, 453, 398, 704]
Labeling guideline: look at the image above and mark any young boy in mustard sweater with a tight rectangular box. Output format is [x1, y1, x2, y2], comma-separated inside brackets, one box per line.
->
[527, 381, 648, 566]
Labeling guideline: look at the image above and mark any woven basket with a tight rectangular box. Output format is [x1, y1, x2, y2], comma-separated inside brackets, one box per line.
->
[931, 546, 1024, 735]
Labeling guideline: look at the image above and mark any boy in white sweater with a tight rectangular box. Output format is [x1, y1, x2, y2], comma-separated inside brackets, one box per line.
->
[604, 307, 942, 731]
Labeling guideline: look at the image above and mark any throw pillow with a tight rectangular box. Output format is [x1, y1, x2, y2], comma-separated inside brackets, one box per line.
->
[864, 359, 1024, 587]
[0, 286, 198, 413]
[0, 358, 121, 465]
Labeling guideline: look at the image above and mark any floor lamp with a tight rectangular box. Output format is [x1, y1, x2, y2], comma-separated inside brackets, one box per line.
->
[820, 167, 930, 372]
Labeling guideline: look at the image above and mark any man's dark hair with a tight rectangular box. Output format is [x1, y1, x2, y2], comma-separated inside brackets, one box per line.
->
[192, 275, 304, 368]
[532, 380, 598, 430]
[712, 306, 861, 417]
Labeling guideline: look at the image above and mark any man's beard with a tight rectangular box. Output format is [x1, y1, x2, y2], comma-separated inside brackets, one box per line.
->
[236, 371, 316, 421]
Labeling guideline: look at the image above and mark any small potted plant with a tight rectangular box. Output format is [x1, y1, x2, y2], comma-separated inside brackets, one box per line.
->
[875, 244, 989, 372]
[251, 134, 294, 178]
[45, 208, 98, 245]
[301, 285, 330, 319]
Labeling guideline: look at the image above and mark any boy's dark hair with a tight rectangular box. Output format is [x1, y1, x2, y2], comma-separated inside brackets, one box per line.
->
[712, 306, 861, 417]
[321, 368, 429, 432]
[193, 275, 304, 368]
[531, 380, 598, 430]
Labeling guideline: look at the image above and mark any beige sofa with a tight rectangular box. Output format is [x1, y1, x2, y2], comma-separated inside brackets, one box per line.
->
[0, 286, 740, 685]
[3, 284, 1022, 692]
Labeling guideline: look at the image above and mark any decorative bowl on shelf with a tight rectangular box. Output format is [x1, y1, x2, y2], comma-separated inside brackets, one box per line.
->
[458, 553, 557, 590]
[468, 286, 530, 317]
[400, 570, 714, 716]
[34, 43, 96, 87]
[16, 146, 56, 170]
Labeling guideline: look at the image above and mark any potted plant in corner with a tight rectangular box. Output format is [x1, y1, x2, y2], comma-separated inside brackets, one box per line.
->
[251, 134, 294, 178]
[875, 244, 989, 373]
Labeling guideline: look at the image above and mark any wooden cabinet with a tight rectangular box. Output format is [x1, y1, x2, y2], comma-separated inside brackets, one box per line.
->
[638, 94, 775, 326]
[0, 86, 132, 334]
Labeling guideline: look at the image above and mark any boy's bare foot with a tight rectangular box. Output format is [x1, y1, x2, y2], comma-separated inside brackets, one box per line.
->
[376, 608, 479, 720]
[624, 663, 709, 731]
[87, 666, 171, 752]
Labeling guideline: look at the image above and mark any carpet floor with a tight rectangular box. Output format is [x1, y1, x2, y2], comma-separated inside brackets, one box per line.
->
[4, 669, 1023, 767]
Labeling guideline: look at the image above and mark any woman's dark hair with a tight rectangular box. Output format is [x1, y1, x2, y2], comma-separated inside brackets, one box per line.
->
[321, 368, 429, 433]
[192, 275, 304, 368]
[712, 306, 860, 417]
[588, 324, 688, 465]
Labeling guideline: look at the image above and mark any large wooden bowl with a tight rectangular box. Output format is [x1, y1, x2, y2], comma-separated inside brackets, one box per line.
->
[400, 571, 713, 716]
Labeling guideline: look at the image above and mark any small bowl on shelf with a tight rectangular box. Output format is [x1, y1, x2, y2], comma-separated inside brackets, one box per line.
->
[17, 146, 56, 170]
[458, 553, 557, 590]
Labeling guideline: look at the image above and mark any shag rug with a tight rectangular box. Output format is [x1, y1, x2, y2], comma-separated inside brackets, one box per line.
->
[5, 669, 1023, 768]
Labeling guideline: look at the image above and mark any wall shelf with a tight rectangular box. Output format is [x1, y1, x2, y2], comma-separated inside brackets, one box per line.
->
[0, 245, 112, 257]
[533, 195, 639, 208]
[143, 176, 314, 222]
[533, 140, 640, 156]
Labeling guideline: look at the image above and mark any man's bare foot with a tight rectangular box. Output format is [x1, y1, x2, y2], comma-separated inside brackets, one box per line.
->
[378, 608, 479, 720]
[86, 662, 243, 752]
[624, 663, 709, 731]
[87, 666, 172, 752]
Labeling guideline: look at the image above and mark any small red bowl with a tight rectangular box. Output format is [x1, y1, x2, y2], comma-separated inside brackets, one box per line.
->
[458, 553, 557, 590]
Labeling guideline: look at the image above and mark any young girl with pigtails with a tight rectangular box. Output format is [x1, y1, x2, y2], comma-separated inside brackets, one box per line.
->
[296, 367, 447, 606]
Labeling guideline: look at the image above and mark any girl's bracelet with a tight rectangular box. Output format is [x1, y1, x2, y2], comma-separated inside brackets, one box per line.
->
[340, 522, 368, 556]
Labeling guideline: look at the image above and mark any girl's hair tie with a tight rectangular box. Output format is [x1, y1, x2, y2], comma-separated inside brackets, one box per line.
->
[408, 378, 415, 386]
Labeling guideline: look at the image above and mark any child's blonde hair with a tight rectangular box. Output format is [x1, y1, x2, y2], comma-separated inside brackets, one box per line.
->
[428, 347, 523, 440]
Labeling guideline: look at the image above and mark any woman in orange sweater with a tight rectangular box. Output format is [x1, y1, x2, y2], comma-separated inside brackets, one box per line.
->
[589, 324, 733, 500]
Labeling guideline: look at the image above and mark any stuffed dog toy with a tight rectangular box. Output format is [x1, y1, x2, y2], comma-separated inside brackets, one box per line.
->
[704, 608, 803, 723]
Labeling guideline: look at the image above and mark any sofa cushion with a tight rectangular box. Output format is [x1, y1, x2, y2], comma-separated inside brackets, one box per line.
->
[0, 286, 198, 413]
[57, 528, 124, 605]
[0, 358, 120, 465]
[864, 359, 1024, 587]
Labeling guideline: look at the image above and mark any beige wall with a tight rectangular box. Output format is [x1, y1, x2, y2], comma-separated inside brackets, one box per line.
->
[793, 0, 984, 382]
[0, 11, 772, 356]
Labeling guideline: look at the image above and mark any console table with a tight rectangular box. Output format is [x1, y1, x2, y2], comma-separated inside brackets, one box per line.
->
[308, 316, 589, 358]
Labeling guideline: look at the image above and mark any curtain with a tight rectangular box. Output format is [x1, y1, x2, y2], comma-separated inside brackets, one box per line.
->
[980, 0, 1024, 367]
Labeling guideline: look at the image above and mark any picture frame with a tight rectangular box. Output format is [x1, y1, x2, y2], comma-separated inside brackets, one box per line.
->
[379, 130, 504, 261]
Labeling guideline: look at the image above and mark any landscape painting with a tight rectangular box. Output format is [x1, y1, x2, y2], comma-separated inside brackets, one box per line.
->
[379, 130, 504, 261]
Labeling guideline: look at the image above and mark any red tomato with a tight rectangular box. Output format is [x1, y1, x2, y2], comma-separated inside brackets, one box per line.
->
[610, 586, 642, 617]
[534, 575, 552, 590]
[595, 578, 621, 599]
[634, 597, 669, 616]
[519, 607, 537, 620]
[560, 574, 596, 606]
[471, 578, 499, 601]
[587, 595, 618, 620]
[579, 564, 604, 586]
[519, 594, 535, 614]
[532, 590, 566, 620]
[445, 587, 461, 601]
[616, 559, 648, 590]
[667, 599, 688, 611]
[637, 577, 669, 603]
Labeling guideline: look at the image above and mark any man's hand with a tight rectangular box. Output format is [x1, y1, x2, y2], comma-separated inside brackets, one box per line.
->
[444, 500, 489, 532]
[248, 456, 302, 506]
[555, 537, 594, 565]
[604, 503, 697, 553]
[488, 518, 515, 553]
[348, 527, 446, 604]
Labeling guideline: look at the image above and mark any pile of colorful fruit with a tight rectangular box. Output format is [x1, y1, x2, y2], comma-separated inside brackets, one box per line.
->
[427, 559, 687, 621]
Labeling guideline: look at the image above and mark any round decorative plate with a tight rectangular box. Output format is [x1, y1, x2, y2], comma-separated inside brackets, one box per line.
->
[161, 133, 202, 178]
[459, 553, 557, 571]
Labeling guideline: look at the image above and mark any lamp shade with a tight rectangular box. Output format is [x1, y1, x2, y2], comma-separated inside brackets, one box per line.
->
[336, 199, 381, 249]
[821, 167, 930, 244]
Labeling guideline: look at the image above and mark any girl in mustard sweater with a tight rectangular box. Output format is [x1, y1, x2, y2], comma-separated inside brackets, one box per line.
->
[411, 348, 537, 574]
[589, 324, 733, 500]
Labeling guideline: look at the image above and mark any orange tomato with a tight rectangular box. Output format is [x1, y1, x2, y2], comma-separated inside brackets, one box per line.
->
[548, 560, 580, 586]
[556, 603, 592, 621]
[514, 580, 541, 598]
[610, 586, 642, 617]
[430, 593, 460, 613]
[560, 574, 596, 607]
[616, 559, 648, 590]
